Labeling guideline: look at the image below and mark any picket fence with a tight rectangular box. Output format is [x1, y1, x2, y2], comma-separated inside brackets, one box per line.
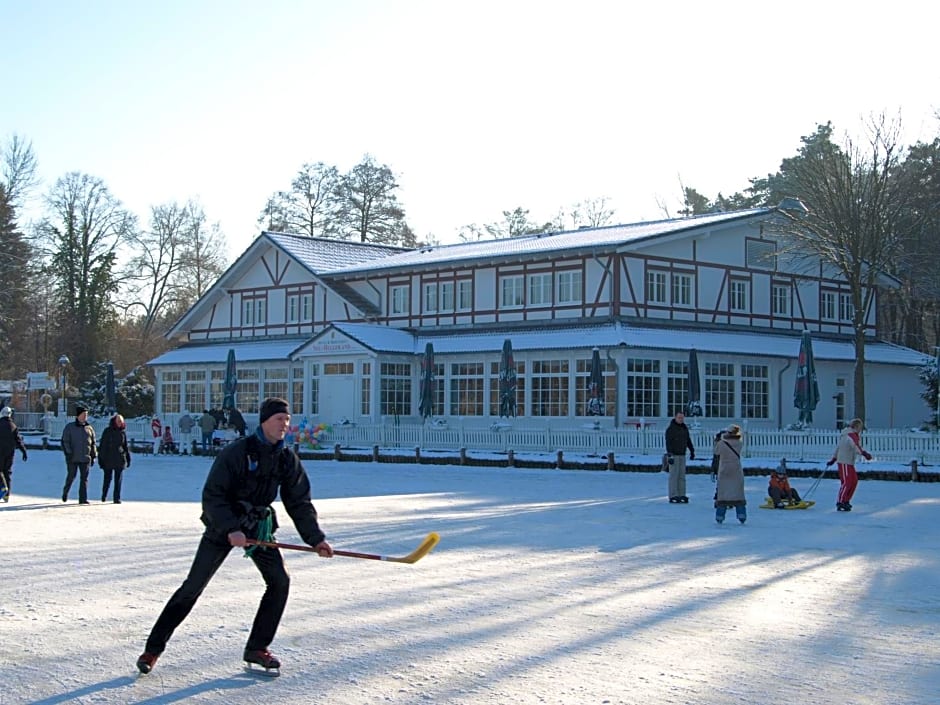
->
[40, 415, 940, 465]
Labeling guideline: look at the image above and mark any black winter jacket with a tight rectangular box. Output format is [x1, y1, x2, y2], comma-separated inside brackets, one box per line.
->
[98, 425, 131, 470]
[200, 428, 325, 547]
[664, 419, 695, 457]
[62, 421, 97, 463]
[0, 417, 27, 457]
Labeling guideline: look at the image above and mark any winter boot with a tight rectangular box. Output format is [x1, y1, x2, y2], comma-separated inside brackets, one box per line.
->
[244, 648, 281, 676]
[715, 506, 726, 524]
[736, 506, 747, 524]
[136, 651, 159, 674]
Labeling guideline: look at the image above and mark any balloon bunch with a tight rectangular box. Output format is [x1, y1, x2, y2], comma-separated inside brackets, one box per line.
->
[288, 419, 332, 449]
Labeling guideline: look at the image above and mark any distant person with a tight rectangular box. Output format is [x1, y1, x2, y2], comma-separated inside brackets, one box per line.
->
[227, 407, 246, 437]
[98, 413, 131, 503]
[151, 416, 162, 455]
[768, 459, 802, 508]
[161, 425, 178, 454]
[178, 411, 195, 453]
[713, 424, 746, 524]
[61, 405, 97, 504]
[136, 397, 333, 676]
[827, 418, 872, 512]
[664, 410, 695, 503]
[199, 410, 216, 452]
[0, 406, 28, 502]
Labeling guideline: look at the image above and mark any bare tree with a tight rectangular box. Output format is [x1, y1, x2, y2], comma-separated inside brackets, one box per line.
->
[567, 197, 616, 228]
[772, 116, 920, 421]
[1, 133, 40, 210]
[336, 154, 414, 245]
[257, 162, 342, 237]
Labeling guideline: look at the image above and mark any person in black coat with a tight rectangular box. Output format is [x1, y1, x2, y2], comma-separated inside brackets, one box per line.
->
[664, 411, 695, 503]
[61, 405, 97, 504]
[98, 413, 131, 503]
[227, 407, 247, 437]
[0, 407, 28, 501]
[136, 397, 333, 676]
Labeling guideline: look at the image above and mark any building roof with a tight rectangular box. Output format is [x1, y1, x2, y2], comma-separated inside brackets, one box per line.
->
[147, 337, 309, 366]
[263, 231, 407, 273]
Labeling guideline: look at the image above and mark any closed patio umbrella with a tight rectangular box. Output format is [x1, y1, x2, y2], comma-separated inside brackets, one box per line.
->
[499, 339, 516, 418]
[419, 342, 435, 420]
[586, 347, 605, 416]
[223, 348, 238, 410]
[794, 331, 820, 425]
[685, 348, 703, 417]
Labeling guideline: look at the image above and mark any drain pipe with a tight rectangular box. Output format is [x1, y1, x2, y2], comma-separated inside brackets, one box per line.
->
[777, 359, 791, 429]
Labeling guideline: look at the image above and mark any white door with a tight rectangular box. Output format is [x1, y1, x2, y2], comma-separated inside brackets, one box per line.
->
[319, 375, 356, 422]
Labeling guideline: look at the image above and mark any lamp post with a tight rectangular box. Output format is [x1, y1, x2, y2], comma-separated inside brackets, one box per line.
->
[58, 354, 70, 416]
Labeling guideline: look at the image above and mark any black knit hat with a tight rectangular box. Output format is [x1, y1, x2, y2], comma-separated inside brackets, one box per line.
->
[259, 397, 289, 423]
[74, 404, 88, 417]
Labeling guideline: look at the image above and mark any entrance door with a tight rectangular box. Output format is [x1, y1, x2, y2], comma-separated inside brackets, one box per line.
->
[319, 374, 356, 422]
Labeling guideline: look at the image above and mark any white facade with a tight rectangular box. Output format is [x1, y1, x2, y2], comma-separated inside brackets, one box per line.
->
[149, 208, 933, 430]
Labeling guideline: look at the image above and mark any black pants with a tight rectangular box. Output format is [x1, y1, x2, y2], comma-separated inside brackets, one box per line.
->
[63, 462, 90, 503]
[101, 467, 124, 501]
[769, 486, 802, 503]
[145, 532, 290, 655]
[0, 454, 12, 496]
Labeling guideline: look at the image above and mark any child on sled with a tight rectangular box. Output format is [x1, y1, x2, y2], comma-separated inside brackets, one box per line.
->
[768, 459, 802, 508]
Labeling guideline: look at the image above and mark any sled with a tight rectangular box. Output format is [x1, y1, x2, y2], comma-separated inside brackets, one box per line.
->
[760, 498, 815, 510]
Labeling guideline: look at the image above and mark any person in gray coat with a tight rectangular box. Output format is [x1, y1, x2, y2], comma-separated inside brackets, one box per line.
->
[713, 424, 746, 524]
[61, 405, 97, 504]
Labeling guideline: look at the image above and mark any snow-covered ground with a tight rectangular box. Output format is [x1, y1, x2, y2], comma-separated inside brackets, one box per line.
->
[2, 448, 938, 705]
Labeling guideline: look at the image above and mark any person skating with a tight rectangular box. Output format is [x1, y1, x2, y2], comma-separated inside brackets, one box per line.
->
[664, 410, 695, 503]
[61, 405, 97, 504]
[713, 424, 746, 524]
[0, 407, 28, 501]
[98, 413, 131, 503]
[136, 397, 333, 676]
[827, 418, 871, 512]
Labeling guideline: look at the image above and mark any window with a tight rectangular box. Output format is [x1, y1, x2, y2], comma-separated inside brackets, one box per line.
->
[424, 283, 438, 313]
[184, 370, 206, 412]
[500, 276, 524, 308]
[391, 285, 409, 315]
[361, 362, 371, 415]
[255, 299, 266, 326]
[575, 357, 615, 417]
[309, 363, 319, 415]
[291, 367, 304, 415]
[528, 273, 552, 306]
[449, 362, 484, 416]
[440, 282, 454, 312]
[242, 296, 267, 327]
[746, 239, 776, 269]
[530, 359, 569, 416]
[262, 367, 288, 403]
[242, 299, 253, 326]
[821, 291, 836, 320]
[772, 284, 791, 316]
[162, 371, 181, 414]
[237, 368, 259, 412]
[287, 295, 299, 324]
[380, 363, 411, 415]
[729, 280, 748, 312]
[740, 364, 769, 419]
[210, 369, 225, 408]
[324, 362, 354, 374]
[839, 293, 854, 321]
[301, 294, 313, 322]
[489, 360, 525, 417]
[557, 270, 582, 304]
[672, 273, 693, 306]
[666, 360, 689, 416]
[705, 362, 735, 418]
[626, 358, 660, 418]
[457, 280, 472, 310]
[646, 271, 667, 304]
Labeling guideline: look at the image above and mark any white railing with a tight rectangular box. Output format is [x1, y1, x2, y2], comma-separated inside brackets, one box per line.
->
[39, 416, 940, 464]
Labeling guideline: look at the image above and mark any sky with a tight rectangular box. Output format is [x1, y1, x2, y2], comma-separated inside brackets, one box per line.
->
[3, 1, 939, 262]
[2, 446, 938, 704]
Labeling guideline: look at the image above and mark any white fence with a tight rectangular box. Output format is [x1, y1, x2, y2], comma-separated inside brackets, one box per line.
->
[39, 415, 940, 465]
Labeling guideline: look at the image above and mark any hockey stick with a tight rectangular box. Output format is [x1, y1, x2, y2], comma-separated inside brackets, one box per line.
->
[245, 531, 440, 564]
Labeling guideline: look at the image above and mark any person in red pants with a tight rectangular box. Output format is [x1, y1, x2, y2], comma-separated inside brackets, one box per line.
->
[826, 418, 872, 512]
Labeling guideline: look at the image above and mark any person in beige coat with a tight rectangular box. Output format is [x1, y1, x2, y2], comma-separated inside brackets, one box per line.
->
[713, 424, 746, 524]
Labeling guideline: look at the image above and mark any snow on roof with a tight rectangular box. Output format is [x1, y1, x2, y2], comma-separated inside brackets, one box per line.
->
[318, 209, 770, 276]
[147, 337, 309, 366]
[264, 231, 406, 273]
[318, 322, 930, 367]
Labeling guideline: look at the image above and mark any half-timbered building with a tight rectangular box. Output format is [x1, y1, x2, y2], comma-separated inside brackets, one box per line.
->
[149, 206, 930, 430]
